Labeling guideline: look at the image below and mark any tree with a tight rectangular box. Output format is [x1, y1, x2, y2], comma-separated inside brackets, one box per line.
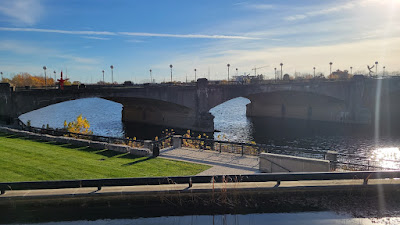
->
[64, 114, 93, 135]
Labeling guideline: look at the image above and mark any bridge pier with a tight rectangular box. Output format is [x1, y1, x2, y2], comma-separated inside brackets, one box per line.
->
[111, 97, 214, 133]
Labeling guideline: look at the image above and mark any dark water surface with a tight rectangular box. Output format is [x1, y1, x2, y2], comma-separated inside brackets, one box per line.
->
[19, 97, 400, 167]
[16, 212, 393, 225]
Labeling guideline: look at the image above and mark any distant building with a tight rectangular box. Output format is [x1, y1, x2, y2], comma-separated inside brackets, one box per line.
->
[233, 74, 264, 84]
[330, 70, 350, 80]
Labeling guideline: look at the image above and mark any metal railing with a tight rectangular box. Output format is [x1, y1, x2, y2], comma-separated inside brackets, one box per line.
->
[1, 170, 400, 195]
[15, 119, 145, 148]
[179, 136, 400, 171]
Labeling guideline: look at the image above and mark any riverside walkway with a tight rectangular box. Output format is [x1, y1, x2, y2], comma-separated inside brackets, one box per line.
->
[160, 147, 259, 175]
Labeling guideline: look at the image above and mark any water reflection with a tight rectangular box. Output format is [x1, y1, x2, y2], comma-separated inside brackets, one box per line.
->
[371, 147, 400, 169]
[17, 212, 383, 225]
[19, 98, 124, 138]
[210, 97, 253, 142]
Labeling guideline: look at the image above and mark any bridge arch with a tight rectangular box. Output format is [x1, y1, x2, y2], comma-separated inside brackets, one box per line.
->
[244, 90, 347, 122]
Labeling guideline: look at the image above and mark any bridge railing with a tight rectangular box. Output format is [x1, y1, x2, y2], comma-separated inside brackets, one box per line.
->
[1, 170, 400, 194]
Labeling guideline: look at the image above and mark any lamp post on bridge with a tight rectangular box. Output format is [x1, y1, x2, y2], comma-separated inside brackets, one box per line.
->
[43, 66, 47, 89]
[280, 63, 283, 80]
[227, 64, 230, 82]
[375, 61, 378, 76]
[0, 72, 3, 80]
[329, 62, 333, 76]
[194, 68, 197, 81]
[149, 69, 152, 83]
[274, 67, 277, 82]
[383, 66, 386, 76]
[350, 66, 353, 74]
[169, 64, 173, 82]
[110, 65, 114, 84]
[53, 71, 56, 86]
[313, 67, 316, 78]
[236, 68, 238, 76]
[102, 70, 105, 83]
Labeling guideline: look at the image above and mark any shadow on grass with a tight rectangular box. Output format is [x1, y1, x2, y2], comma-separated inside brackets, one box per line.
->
[0, 132, 145, 161]
[122, 157, 153, 166]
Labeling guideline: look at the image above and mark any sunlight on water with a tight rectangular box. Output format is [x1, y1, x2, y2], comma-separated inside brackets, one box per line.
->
[370, 147, 400, 169]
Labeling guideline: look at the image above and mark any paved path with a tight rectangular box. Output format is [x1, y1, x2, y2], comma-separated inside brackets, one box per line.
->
[160, 147, 259, 175]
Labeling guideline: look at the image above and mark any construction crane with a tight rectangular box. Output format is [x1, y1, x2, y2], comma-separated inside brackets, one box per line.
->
[252, 65, 269, 76]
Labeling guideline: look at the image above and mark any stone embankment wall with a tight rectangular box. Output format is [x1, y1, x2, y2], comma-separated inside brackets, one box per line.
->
[0, 127, 151, 157]
[259, 152, 330, 173]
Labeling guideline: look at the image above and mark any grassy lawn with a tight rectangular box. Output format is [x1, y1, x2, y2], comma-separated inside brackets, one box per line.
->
[0, 133, 210, 182]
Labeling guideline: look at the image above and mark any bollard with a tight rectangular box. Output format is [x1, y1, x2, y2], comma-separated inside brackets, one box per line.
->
[152, 144, 160, 157]
[172, 135, 182, 148]
[325, 151, 338, 171]
[144, 140, 153, 151]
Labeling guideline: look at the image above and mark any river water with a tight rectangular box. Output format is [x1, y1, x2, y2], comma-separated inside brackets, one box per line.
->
[19, 97, 400, 168]
[15, 212, 398, 225]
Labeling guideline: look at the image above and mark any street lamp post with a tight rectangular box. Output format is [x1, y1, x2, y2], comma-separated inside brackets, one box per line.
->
[149, 69, 152, 83]
[227, 64, 230, 82]
[43, 66, 47, 89]
[280, 63, 283, 80]
[169, 64, 173, 82]
[236, 68, 238, 76]
[102, 70, 105, 83]
[53, 71, 56, 85]
[110, 65, 114, 84]
[313, 67, 316, 78]
[350, 67, 353, 74]
[194, 68, 197, 81]
[274, 68, 277, 82]
[375, 61, 378, 75]
[0, 72, 3, 80]
[329, 62, 333, 76]
[383, 66, 386, 76]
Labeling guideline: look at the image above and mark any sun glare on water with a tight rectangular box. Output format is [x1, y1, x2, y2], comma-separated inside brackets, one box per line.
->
[370, 147, 400, 169]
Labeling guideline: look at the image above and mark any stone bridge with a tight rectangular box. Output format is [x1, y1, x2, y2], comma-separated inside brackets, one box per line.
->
[1, 76, 400, 132]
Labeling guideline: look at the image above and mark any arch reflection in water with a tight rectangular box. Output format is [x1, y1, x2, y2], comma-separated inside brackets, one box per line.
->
[19, 98, 124, 138]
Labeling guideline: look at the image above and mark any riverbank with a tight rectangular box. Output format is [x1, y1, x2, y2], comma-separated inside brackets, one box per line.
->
[2, 178, 400, 224]
[0, 132, 209, 182]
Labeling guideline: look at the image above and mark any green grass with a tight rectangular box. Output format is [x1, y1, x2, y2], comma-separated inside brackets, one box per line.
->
[0, 133, 210, 182]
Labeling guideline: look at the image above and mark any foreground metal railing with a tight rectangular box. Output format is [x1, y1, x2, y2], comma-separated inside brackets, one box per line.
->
[1, 171, 400, 195]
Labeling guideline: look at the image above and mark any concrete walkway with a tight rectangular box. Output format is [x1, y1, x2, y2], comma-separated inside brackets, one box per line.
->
[160, 147, 259, 175]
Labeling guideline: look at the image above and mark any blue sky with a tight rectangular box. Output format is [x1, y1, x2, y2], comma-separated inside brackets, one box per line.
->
[0, 0, 400, 83]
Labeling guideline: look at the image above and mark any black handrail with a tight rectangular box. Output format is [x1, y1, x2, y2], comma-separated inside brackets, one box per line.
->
[1, 171, 400, 194]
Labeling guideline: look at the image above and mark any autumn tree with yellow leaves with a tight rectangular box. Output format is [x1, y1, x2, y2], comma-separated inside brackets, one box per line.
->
[63, 114, 93, 135]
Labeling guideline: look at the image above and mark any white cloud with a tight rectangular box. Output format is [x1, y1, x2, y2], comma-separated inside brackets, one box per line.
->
[236, 2, 275, 10]
[81, 36, 110, 41]
[125, 39, 144, 43]
[0, 27, 116, 35]
[155, 37, 400, 81]
[119, 32, 260, 40]
[285, 2, 357, 21]
[0, 0, 43, 25]
[0, 40, 99, 65]
[0, 27, 260, 40]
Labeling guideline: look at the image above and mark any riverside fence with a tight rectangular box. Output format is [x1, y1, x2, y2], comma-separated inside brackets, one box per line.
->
[11, 119, 400, 171]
